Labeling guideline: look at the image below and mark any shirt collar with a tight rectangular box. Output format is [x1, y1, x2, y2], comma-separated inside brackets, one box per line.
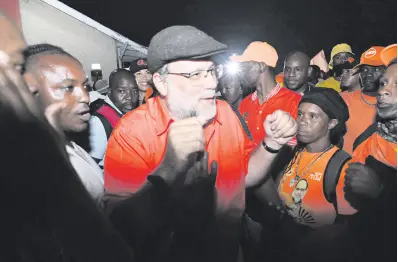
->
[251, 82, 282, 102]
[150, 97, 223, 136]
[105, 96, 123, 115]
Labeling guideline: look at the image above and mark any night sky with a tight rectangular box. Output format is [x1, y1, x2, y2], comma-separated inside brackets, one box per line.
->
[62, 0, 396, 70]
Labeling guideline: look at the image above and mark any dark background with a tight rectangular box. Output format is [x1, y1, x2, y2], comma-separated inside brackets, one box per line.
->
[61, 0, 396, 71]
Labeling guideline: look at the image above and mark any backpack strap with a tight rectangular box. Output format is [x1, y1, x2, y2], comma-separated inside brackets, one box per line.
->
[229, 104, 253, 141]
[353, 123, 377, 151]
[94, 104, 123, 139]
[323, 149, 351, 210]
[94, 113, 113, 140]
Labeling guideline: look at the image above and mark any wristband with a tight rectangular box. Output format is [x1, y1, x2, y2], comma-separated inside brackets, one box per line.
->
[262, 140, 280, 154]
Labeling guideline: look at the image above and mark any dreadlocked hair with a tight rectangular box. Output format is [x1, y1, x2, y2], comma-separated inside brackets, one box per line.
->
[23, 44, 81, 74]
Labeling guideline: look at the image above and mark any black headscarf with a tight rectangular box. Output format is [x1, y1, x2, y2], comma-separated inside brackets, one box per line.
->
[300, 88, 349, 147]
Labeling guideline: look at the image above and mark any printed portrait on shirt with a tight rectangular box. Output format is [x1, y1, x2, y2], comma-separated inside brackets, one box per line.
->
[292, 179, 308, 206]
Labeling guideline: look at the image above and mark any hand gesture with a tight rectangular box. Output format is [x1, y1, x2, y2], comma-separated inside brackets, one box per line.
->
[184, 151, 218, 186]
[162, 117, 206, 175]
[263, 110, 298, 150]
[345, 162, 382, 199]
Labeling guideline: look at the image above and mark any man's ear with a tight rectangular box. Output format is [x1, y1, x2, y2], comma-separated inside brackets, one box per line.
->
[307, 66, 314, 78]
[23, 72, 40, 95]
[153, 72, 167, 97]
[328, 119, 338, 130]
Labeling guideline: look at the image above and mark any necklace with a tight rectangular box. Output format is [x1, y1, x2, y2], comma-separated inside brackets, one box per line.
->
[360, 91, 376, 106]
[289, 144, 333, 187]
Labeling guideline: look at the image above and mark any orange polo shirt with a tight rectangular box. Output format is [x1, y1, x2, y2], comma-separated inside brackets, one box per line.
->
[278, 146, 357, 228]
[239, 84, 301, 145]
[340, 90, 377, 154]
[352, 132, 397, 169]
[104, 97, 256, 210]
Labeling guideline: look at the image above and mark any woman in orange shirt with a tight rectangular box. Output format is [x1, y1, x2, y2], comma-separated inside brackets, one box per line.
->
[269, 88, 357, 261]
[278, 89, 356, 230]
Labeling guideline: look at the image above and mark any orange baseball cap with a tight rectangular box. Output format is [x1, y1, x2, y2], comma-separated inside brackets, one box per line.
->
[354, 46, 385, 68]
[380, 44, 397, 66]
[229, 41, 278, 67]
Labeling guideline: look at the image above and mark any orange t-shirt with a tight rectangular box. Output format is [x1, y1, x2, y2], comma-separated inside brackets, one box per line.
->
[239, 84, 301, 145]
[275, 73, 284, 87]
[104, 97, 257, 210]
[340, 90, 377, 154]
[352, 132, 397, 169]
[278, 146, 357, 228]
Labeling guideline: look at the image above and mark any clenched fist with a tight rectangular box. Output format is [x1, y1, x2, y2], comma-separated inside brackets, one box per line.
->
[345, 162, 382, 199]
[162, 117, 206, 175]
[263, 110, 298, 150]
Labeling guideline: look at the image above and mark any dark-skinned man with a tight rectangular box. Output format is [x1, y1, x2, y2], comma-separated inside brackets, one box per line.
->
[283, 50, 313, 95]
[340, 65, 361, 93]
[340, 46, 386, 154]
[234, 42, 301, 146]
[344, 44, 397, 262]
[89, 69, 139, 167]
[317, 43, 355, 92]
[219, 72, 243, 108]
[232, 43, 301, 255]
[0, 12, 142, 262]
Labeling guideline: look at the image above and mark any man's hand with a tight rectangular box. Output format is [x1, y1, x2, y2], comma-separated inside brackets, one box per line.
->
[263, 110, 298, 150]
[160, 117, 206, 182]
[345, 162, 382, 199]
[184, 151, 218, 185]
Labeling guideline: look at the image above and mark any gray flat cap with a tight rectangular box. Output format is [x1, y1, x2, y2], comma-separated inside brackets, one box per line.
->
[147, 25, 228, 73]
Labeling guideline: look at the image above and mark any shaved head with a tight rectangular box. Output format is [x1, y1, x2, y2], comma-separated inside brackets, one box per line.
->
[0, 12, 26, 71]
[109, 69, 137, 89]
[285, 51, 311, 67]
[283, 51, 311, 92]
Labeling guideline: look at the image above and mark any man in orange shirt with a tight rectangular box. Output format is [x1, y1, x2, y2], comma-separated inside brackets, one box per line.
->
[232, 42, 302, 146]
[344, 44, 397, 262]
[104, 25, 297, 261]
[340, 46, 386, 154]
[105, 27, 297, 201]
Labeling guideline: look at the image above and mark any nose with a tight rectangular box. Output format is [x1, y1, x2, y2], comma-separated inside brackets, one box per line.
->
[75, 86, 89, 104]
[378, 86, 391, 98]
[288, 69, 295, 77]
[125, 90, 133, 101]
[298, 115, 308, 126]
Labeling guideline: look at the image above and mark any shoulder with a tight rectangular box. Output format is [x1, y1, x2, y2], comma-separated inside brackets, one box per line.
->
[239, 95, 253, 111]
[217, 100, 244, 124]
[316, 78, 331, 86]
[278, 87, 301, 101]
[113, 103, 153, 137]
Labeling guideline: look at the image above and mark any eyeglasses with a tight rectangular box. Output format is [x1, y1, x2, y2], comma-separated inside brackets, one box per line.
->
[167, 65, 224, 86]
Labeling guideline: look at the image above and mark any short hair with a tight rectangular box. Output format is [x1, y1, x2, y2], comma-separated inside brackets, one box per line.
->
[108, 68, 137, 89]
[24, 44, 81, 73]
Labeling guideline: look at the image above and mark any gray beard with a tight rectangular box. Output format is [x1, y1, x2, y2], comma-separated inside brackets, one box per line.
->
[167, 102, 197, 120]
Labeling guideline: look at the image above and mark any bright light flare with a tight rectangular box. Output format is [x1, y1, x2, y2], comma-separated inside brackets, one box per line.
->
[226, 62, 240, 75]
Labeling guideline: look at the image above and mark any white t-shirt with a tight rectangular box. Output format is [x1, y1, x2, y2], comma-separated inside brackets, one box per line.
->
[66, 141, 104, 206]
[89, 96, 123, 168]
